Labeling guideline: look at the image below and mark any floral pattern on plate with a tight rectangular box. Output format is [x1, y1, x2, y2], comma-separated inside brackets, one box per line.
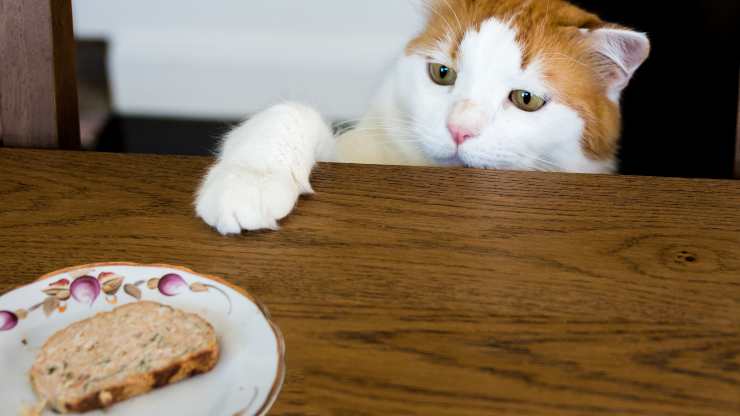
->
[1, 271, 231, 332]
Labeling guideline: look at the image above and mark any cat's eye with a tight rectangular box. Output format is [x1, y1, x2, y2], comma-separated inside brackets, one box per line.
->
[428, 63, 457, 86]
[510, 90, 547, 112]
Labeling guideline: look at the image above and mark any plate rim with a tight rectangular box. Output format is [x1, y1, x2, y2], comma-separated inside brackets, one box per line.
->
[5, 262, 286, 416]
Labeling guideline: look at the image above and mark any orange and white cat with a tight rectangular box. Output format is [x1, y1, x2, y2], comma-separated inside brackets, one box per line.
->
[196, 0, 650, 235]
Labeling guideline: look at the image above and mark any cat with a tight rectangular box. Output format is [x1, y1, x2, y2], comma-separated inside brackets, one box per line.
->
[195, 0, 650, 235]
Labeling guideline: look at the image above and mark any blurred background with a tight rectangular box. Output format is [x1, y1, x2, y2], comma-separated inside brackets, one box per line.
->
[74, 0, 421, 155]
[73, 0, 739, 179]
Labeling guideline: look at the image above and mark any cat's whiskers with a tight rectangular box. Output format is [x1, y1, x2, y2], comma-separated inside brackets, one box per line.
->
[339, 127, 426, 143]
[342, 131, 426, 154]
[541, 52, 590, 69]
[338, 115, 430, 132]
[513, 151, 560, 172]
[436, 0, 465, 34]
[420, 1, 461, 41]
[334, 115, 420, 127]
[480, 148, 560, 173]
[338, 120, 439, 147]
[338, 115, 564, 172]
[336, 123, 420, 139]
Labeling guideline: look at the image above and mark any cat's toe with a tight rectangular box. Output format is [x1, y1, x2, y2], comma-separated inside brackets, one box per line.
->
[229, 174, 297, 231]
[195, 163, 302, 235]
[215, 209, 243, 236]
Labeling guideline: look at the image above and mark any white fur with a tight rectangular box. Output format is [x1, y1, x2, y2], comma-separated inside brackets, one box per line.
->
[196, 17, 630, 234]
[195, 103, 333, 235]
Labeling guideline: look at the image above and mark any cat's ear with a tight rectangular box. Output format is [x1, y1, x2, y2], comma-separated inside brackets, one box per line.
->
[586, 27, 651, 101]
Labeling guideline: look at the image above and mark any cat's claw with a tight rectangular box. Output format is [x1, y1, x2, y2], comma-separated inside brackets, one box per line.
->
[195, 163, 309, 235]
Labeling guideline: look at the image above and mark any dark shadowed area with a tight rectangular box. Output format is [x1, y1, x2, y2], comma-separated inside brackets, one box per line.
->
[572, 0, 740, 178]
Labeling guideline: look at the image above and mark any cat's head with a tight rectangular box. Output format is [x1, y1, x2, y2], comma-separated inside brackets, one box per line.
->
[396, 0, 650, 173]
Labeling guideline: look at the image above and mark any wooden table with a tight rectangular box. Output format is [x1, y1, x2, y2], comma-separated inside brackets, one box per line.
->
[1, 148, 739, 415]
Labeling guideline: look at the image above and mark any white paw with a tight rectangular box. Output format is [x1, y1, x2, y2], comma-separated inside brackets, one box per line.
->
[195, 163, 311, 235]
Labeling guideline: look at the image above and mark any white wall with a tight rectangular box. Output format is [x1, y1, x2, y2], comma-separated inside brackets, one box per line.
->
[73, 0, 423, 120]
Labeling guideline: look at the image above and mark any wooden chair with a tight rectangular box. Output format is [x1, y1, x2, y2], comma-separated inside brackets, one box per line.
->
[0, 0, 80, 149]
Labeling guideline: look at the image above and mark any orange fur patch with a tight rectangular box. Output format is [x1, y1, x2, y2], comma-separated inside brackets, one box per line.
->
[407, 0, 626, 160]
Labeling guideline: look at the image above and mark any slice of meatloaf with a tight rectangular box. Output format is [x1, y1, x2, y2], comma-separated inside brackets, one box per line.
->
[30, 301, 219, 413]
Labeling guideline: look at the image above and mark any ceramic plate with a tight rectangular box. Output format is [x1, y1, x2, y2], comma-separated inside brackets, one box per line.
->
[0, 263, 285, 416]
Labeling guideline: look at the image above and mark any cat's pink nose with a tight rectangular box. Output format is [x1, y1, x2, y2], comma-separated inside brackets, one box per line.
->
[447, 99, 485, 146]
[448, 123, 477, 146]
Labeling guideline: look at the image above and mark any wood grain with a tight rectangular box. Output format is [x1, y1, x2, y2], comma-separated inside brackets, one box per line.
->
[1, 149, 739, 415]
[0, 0, 80, 149]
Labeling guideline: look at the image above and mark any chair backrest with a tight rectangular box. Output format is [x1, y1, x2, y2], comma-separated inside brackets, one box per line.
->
[0, 0, 80, 149]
